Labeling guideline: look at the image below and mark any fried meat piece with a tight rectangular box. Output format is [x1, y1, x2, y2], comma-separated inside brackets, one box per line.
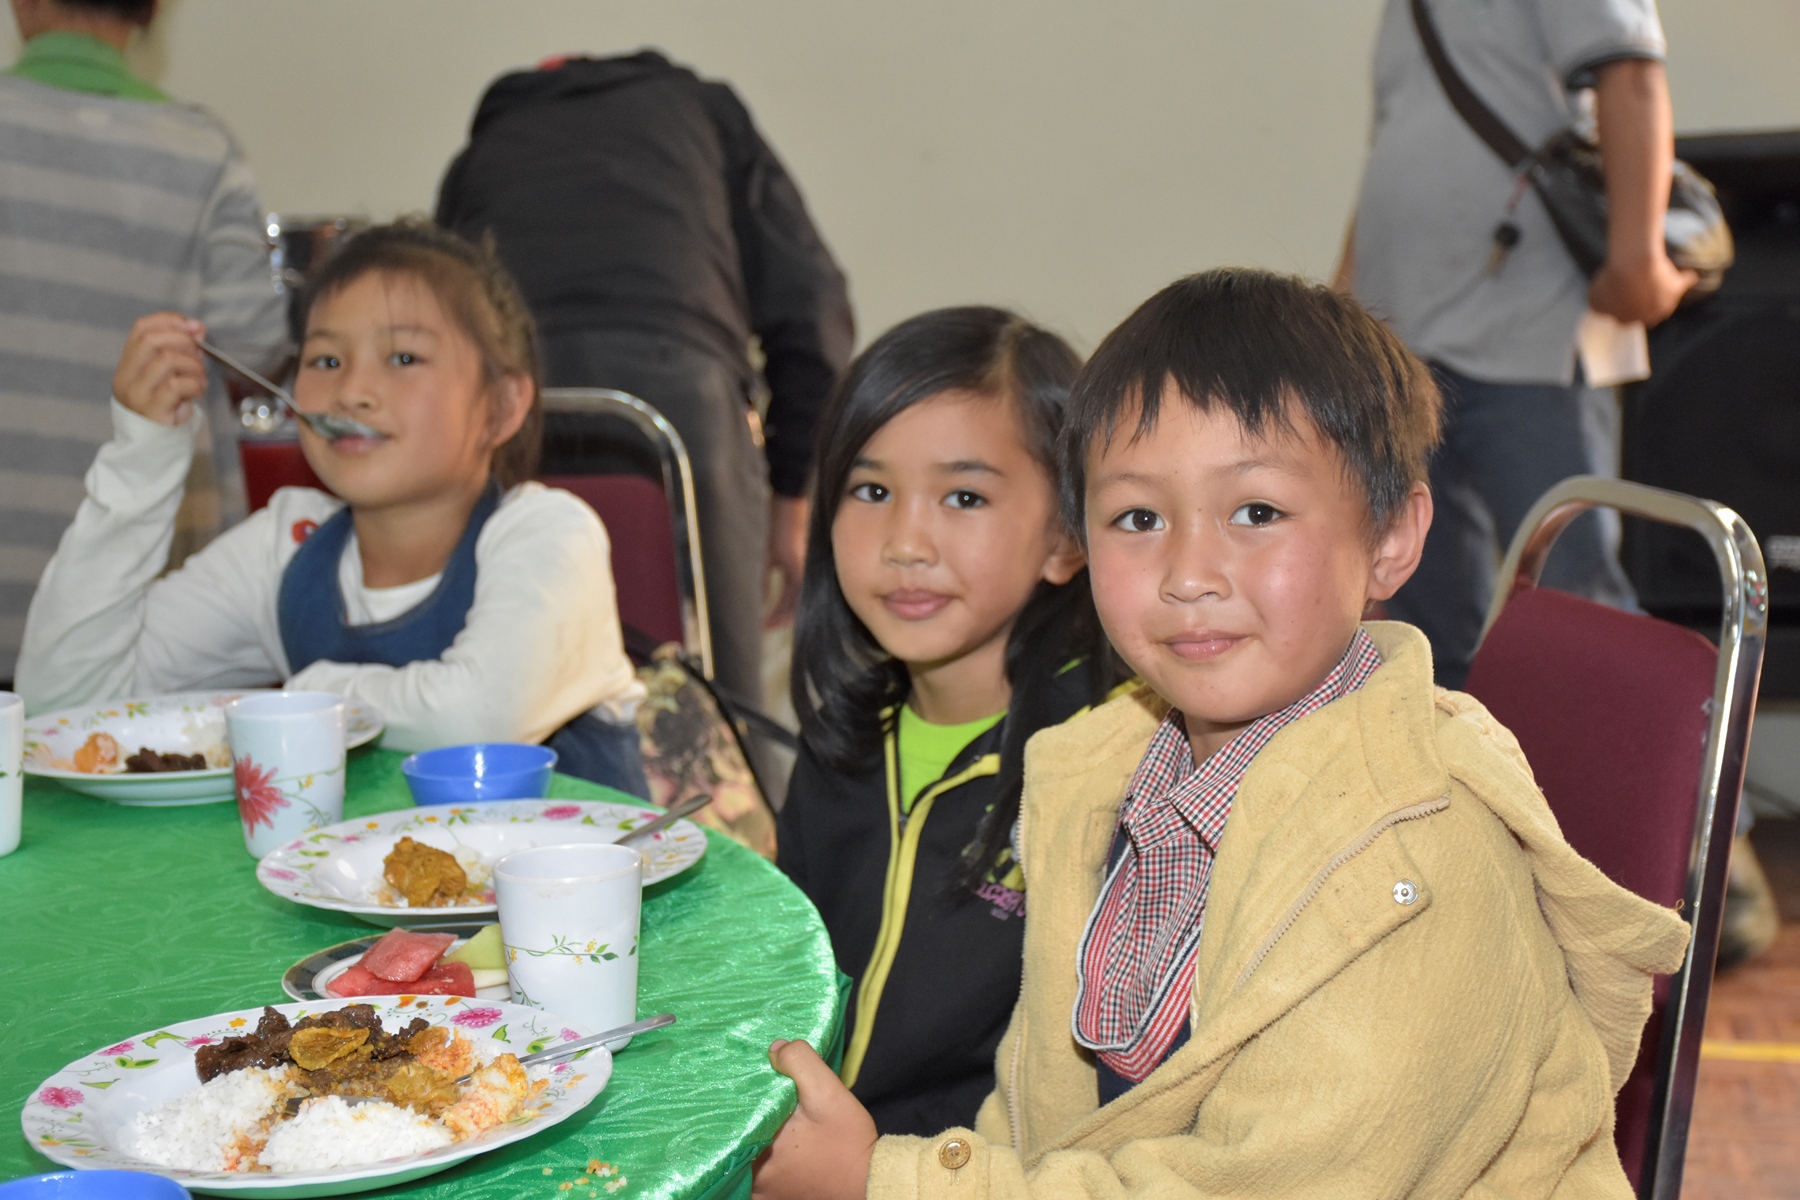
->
[382, 837, 468, 907]
[71, 732, 121, 774]
[442, 1053, 529, 1138]
[125, 747, 209, 773]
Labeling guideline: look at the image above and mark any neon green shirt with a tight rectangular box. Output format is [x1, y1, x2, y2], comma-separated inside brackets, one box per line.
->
[9, 31, 167, 101]
[897, 704, 1005, 814]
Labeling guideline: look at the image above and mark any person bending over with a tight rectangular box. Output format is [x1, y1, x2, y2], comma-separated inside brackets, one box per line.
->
[18, 221, 648, 795]
[753, 269, 1689, 1200]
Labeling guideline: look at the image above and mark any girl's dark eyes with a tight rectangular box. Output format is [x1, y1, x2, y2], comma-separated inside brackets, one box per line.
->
[1114, 508, 1165, 533]
[304, 354, 340, 371]
[1229, 502, 1284, 527]
[848, 482, 888, 503]
[944, 489, 986, 510]
[389, 351, 419, 366]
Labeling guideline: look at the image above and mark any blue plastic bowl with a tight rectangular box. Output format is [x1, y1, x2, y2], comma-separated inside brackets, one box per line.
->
[0, 1172, 190, 1199]
[401, 743, 558, 806]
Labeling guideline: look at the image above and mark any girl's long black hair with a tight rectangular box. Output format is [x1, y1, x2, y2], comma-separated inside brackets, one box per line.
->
[792, 306, 1119, 890]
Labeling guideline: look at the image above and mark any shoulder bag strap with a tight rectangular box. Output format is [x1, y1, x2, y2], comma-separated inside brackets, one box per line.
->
[1408, 0, 1532, 168]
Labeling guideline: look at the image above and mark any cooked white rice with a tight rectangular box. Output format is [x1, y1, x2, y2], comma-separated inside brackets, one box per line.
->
[451, 843, 491, 890]
[260, 1095, 451, 1172]
[132, 1064, 293, 1171]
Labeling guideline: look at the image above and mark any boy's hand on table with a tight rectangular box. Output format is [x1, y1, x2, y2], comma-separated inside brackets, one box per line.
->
[753, 1038, 877, 1200]
[114, 313, 208, 427]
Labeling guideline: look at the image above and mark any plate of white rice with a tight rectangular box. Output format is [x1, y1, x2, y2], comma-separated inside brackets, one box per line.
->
[21, 996, 611, 1196]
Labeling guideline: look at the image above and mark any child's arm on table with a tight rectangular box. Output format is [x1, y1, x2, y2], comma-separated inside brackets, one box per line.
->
[16, 315, 285, 710]
[288, 488, 640, 752]
[754, 1040, 877, 1200]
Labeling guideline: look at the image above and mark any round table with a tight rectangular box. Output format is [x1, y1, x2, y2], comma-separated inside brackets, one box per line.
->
[0, 749, 843, 1199]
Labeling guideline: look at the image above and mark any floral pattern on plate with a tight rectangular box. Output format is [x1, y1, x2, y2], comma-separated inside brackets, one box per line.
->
[23, 692, 384, 807]
[256, 799, 707, 926]
[22, 996, 610, 1197]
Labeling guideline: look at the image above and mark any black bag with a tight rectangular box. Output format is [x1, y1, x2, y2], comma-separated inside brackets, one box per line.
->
[1410, 0, 1733, 296]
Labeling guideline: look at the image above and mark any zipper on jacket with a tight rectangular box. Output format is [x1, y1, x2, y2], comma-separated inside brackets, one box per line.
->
[1232, 795, 1448, 991]
[838, 722, 1000, 1088]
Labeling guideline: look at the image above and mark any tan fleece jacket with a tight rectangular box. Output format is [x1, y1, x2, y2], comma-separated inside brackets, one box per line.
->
[868, 622, 1690, 1200]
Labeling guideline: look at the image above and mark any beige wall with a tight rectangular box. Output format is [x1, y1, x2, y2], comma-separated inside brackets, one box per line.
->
[7, 0, 1799, 351]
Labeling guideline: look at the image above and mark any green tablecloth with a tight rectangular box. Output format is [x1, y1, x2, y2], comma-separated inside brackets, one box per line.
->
[0, 749, 843, 1199]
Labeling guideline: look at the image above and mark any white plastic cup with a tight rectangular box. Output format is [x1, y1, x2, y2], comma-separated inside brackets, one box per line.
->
[226, 691, 346, 858]
[0, 692, 22, 857]
[495, 843, 642, 1045]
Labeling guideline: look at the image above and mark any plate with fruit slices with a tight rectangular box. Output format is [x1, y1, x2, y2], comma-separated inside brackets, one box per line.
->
[284, 924, 512, 1003]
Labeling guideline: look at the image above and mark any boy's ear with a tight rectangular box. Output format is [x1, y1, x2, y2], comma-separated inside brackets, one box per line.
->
[1367, 481, 1433, 602]
[487, 375, 534, 447]
[1040, 526, 1087, 587]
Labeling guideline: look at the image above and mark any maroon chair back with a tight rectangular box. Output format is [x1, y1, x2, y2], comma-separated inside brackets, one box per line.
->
[538, 473, 685, 651]
[1464, 586, 1718, 1189]
[240, 440, 328, 511]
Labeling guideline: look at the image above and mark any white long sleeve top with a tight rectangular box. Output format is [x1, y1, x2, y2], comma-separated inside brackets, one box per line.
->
[17, 401, 645, 752]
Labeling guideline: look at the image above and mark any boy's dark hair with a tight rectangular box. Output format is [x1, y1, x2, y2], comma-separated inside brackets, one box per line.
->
[1061, 268, 1441, 534]
[294, 219, 543, 489]
[56, 0, 156, 22]
[793, 306, 1121, 889]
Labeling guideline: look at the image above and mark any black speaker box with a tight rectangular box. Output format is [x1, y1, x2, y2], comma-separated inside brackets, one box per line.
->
[1622, 130, 1800, 698]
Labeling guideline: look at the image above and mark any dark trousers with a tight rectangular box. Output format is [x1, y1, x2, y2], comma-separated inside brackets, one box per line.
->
[1385, 363, 1636, 690]
[542, 329, 771, 709]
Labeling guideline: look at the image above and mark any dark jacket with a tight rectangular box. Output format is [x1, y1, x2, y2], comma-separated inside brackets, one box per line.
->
[777, 667, 1096, 1137]
[435, 51, 854, 496]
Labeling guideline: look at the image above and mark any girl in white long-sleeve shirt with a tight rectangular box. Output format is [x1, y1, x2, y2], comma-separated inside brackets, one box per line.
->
[18, 221, 648, 795]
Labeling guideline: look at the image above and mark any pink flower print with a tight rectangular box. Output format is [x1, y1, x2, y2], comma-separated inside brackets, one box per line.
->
[264, 868, 298, 882]
[235, 756, 289, 832]
[38, 1087, 82, 1109]
[98, 1041, 133, 1055]
[185, 1036, 217, 1047]
[554, 1063, 571, 1074]
[561, 1028, 581, 1042]
[452, 1006, 504, 1029]
[540, 805, 582, 820]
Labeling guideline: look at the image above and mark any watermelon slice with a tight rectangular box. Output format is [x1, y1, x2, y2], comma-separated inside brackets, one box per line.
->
[358, 929, 457, 983]
[324, 964, 390, 998]
[408, 961, 477, 996]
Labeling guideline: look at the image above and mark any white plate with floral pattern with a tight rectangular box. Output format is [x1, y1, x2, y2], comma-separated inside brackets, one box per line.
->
[22, 996, 610, 1197]
[256, 799, 708, 926]
[24, 692, 385, 806]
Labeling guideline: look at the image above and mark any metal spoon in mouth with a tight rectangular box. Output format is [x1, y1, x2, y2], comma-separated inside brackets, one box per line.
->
[196, 339, 383, 442]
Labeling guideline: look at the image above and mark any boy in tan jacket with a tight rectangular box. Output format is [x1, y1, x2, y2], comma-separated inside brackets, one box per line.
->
[754, 270, 1690, 1200]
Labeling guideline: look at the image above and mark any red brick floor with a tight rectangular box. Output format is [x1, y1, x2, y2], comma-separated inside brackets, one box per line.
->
[1681, 818, 1800, 1199]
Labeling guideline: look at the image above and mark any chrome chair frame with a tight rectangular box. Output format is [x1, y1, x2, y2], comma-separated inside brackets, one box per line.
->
[541, 388, 715, 681]
[1479, 475, 1768, 1200]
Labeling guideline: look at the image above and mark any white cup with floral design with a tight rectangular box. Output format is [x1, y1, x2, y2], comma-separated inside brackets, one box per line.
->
[494, 842, 642, 1046]
[0, 692, 22, 857]
[226, 691, 346, 858]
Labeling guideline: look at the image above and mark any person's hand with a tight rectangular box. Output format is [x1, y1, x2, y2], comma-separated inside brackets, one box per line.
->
[113, 313, 207, 426]
[1588, 250, 1697, 327]
[752, 1039, 877, 1200]
[765, 495, 811, 629]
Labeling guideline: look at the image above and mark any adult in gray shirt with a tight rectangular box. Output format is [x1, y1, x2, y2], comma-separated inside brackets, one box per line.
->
[1337, 0, 1693, 689]
[0, 0, 285, 683]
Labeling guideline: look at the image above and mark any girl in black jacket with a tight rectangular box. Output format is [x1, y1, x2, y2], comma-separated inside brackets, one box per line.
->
[778, 307, 1119, 1136]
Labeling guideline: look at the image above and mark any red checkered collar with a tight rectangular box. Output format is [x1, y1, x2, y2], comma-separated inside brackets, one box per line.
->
[1071, 627, 1386, 1081]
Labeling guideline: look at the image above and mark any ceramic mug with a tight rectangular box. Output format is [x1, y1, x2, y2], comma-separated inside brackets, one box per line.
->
[226, 691, 346, 858]
[0, 692, 22, 857]
[494, 843, 642, 1046]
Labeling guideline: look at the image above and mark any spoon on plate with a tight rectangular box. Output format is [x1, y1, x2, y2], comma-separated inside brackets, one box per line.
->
[196, 339, 383, 441]
[615, 793, 711, 848]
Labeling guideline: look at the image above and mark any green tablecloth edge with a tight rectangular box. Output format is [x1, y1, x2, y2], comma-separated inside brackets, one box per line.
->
[688, 971, 852, 1200]
[4, 758, 847, 1199]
